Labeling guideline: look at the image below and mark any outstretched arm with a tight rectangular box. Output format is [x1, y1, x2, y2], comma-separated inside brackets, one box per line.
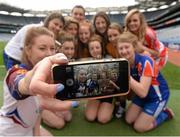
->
[18, 53, 79, 111]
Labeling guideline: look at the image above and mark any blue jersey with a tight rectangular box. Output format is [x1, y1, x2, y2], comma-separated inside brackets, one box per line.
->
[131, 53, 169, 102]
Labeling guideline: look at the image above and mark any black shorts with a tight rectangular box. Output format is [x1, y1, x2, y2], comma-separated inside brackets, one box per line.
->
[98, 97, 113, 103]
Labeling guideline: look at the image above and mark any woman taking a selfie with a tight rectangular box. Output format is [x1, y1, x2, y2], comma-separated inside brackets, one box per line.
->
[0, 27, 78, 136]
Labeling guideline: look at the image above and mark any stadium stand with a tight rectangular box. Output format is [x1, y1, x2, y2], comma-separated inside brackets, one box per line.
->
[0, 14, 43, 25]
[0, 8, 172, 33]
[0, 0, 180, 47]
[0, 33, 14, 41]
[148, 3, 180, 29]
[157, 26, 180, 50]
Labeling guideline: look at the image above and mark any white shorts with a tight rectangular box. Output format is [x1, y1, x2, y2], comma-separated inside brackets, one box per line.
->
[0, 116, 33, 136]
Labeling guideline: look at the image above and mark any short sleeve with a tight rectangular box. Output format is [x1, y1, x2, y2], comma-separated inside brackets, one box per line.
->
[6, 66, 29, 100]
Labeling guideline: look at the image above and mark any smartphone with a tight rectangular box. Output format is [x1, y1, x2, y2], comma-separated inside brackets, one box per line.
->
[53, 58, 129, 100]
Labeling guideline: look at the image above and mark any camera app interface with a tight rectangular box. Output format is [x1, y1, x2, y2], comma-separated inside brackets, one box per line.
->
[72, 62, 121, 98]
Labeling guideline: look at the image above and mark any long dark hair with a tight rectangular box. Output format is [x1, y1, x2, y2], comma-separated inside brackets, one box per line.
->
[44, 12, 65, 28]
[93, 11, 111, 56]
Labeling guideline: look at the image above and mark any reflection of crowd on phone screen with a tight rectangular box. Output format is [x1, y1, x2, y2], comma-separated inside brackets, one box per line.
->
[73, 64, 120, 97]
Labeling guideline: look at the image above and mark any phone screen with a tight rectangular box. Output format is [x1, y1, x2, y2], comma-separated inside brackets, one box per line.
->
[53, 59, 129, 100]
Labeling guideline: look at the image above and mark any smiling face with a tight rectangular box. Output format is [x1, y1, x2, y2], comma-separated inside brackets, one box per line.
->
[95, 16, 107, 34]
[27, 35, 55, 66]
[127, 13, 141, 33]
[61, 41, 75, 60]
[47, 18, 64, 39]
[88, 41, 102, 59]
[79, 25, 91, 44]
[117, 41, 135, 63]
[110, 70, 118, 82]
[66, 23, 78, 36]
[116, 32, 139, 64]
[78, 69, 87, 83]
[71, 7, 85, 22]
[108, 28, 121, 45]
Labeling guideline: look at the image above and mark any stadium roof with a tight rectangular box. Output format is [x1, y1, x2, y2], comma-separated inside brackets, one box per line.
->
[0, 0, 179, 16]
[0, 3, 29, 14]
[135, 0, 178, 9]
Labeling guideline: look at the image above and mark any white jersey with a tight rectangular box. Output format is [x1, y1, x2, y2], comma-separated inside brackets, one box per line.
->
[0, 73, 41, 136]
[4, 23, 42, 61]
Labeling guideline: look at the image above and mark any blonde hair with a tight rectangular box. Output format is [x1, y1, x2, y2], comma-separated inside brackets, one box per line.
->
[88, 34, 102, 44]
[108, 22, 123, 34]
[116, 32, 138, 48]
[64, 16, 79, 31]
[22, 26, 54, 68]
[57, 31, 75, 45]
[79, 21, 94, 37]
[76, 68, 87, 81]
[124, 9, 147, 42]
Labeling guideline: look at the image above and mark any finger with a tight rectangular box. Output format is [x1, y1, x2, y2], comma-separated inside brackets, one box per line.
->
[33, 54, 68, 82]
[38, 96, 79, 111]
[29, 53, 68, 96]
[29, 83, 64, 97]
[49, 53, 68, 65]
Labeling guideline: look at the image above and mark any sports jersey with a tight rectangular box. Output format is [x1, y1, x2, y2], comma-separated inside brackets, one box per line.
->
[0, 64, 41, 136]
[144, 27, 168, 68]
[131, 53, 169, 102]
[86, 79, 99, 95]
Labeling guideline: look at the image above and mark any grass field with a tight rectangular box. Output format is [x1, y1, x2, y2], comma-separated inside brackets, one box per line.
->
[0, 41, 6, 65]
[0, 42, 180, 136]
[0, 70, 179, 136]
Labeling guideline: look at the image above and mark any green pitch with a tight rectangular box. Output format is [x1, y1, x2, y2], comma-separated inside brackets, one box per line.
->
[0, 41, 180, 136]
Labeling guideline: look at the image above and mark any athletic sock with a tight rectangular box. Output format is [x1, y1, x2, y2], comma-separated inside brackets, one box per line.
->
[155, 110, 168, 126]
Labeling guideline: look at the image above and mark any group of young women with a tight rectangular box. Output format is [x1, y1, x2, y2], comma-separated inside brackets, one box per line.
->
[0, 5, 174, 136]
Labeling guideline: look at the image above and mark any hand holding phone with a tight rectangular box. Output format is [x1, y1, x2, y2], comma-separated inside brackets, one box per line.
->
[53, 58, 129, 100]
